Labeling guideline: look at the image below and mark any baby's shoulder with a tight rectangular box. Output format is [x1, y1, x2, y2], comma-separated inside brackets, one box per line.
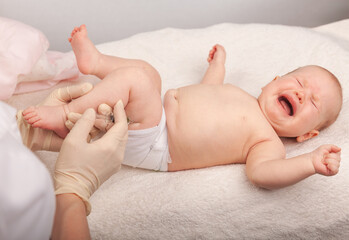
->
[247, 131, 286, 159]
[248, 116, 283, 146]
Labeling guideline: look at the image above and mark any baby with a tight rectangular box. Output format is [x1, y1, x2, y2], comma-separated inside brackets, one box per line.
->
[23, 25, 342, 189]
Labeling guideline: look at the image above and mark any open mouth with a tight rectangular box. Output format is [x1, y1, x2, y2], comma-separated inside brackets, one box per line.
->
[278, 96, 294, 116]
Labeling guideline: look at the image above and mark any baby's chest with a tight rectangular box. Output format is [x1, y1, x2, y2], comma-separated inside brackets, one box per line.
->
[223, 104, 275, 145]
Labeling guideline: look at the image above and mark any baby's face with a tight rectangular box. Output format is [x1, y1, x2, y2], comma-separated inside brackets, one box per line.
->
[258, 66, 341, 138]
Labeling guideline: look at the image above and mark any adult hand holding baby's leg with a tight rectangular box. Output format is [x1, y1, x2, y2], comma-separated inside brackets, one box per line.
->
[17, 83, 93, 151]
[54, 100, 128, 215]
[65, 103, 115, 136]
[311, 144, 341, 176]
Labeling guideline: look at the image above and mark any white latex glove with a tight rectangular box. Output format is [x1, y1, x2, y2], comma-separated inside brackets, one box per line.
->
[65, 103, 114, 138]
[54, 100, 128, 215]
[17, 83, 93, 151]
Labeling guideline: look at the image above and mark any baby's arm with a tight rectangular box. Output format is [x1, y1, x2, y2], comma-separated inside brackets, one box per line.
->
[246, 141, 341, 189]
[201, 44, 226, 85]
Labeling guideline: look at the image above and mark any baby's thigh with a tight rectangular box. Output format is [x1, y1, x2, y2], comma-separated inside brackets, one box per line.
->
[126, 67, 163, 128]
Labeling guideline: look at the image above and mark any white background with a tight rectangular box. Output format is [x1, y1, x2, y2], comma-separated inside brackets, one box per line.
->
[1, 0, 349, 51]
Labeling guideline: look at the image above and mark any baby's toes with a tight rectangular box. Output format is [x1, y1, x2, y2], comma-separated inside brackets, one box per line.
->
[24, 112, 39, 121]
[28, 116, 42, 125]
[22, 106, 36, 116]
[216, 44, 226, 52]
[215, 44, 225, 51]
[22, 106, 42, 124]
[79, 24, 87, 31]
[71, 27, 78, 37]
[214, 46, 226, 62]
[22, 107, 38, 120]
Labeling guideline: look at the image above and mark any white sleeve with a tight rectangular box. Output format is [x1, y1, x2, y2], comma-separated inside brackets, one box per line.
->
[0, 102, 55, 240]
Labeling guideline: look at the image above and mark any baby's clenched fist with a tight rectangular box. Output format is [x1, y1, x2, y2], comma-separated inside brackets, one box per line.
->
[311, 144, 341, 176]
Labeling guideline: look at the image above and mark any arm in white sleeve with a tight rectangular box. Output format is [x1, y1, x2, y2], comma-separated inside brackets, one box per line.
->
[0, 102, 55, 240]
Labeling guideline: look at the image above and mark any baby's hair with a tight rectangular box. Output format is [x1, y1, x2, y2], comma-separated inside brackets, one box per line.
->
[315, 65, 342, 99]
[317, 66, 342, 130]
[287, 65, 343, 130]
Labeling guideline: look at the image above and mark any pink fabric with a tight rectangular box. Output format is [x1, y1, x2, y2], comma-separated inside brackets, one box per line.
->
[0, 17, 79, 100]
[14, 51, 79, 94]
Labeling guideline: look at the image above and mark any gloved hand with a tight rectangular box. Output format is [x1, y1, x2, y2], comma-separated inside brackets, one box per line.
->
[17, 83, 93, 151]
[65, 103, 115, 138]
[54, 100, 128, 215]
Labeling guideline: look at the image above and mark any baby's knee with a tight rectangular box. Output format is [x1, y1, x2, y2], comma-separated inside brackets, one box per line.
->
[133, 64, 161, 92]
[136, 59, 156, 72]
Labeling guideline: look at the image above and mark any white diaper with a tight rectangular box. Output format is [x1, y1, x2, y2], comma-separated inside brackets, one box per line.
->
[123, 108, 171, 171]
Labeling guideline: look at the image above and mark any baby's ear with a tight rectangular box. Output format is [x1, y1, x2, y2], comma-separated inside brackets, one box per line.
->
[296, 130, 319, 142]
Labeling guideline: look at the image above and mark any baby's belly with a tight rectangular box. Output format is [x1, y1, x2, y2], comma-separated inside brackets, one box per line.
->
[164, 87, 252, 171]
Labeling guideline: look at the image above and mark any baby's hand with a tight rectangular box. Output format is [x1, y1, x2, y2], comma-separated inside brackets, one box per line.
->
[207, 44, 226, 65]
[311, 145, 341, 176]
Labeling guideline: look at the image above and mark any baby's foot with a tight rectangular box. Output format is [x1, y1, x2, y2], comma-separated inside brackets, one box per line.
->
[69, 24, 101, 75]
[23, 105, 69, 138]
[207, 44, 226, 65]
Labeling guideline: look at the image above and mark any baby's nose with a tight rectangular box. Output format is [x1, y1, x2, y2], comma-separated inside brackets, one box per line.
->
[295, 91, 304, 104]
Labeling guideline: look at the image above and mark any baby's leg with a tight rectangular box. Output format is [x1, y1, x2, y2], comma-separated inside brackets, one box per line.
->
[23, 25, 162, 139]
[70, 24, 160, 90]
[68, 66, 162, 130]
[23, 67, 163, 138]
